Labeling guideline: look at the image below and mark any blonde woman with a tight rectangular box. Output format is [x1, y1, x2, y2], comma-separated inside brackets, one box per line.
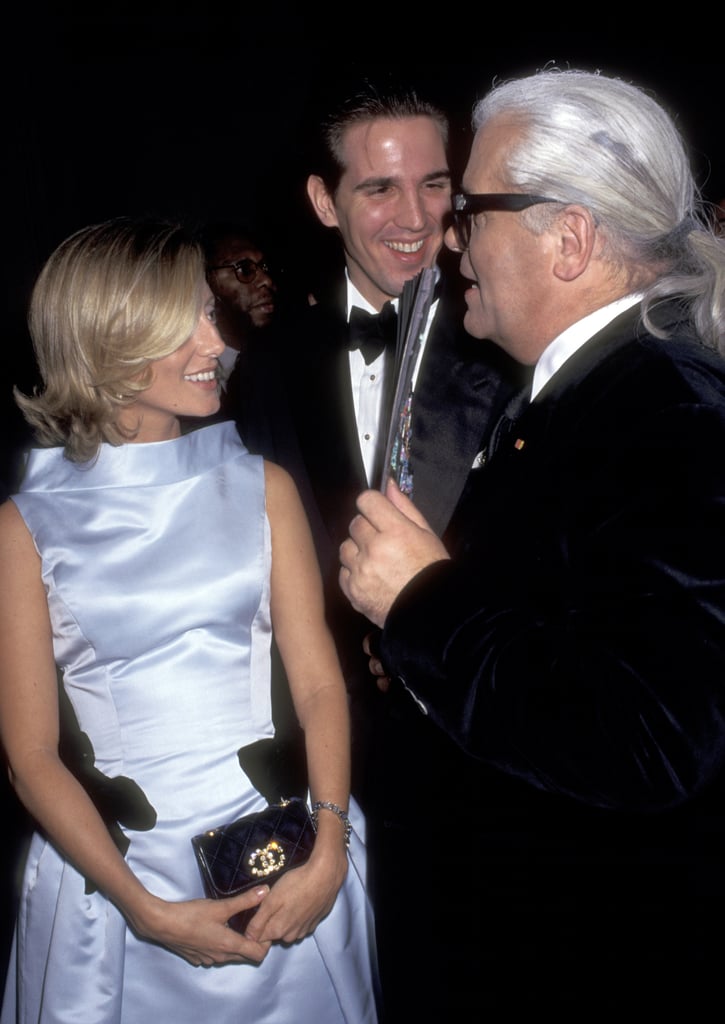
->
[0, 217, 378, 1023]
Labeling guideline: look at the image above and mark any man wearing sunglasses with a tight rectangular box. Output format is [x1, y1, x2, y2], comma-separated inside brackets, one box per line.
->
[340, 68, 725, 1015]
[201, 221, 279, 408]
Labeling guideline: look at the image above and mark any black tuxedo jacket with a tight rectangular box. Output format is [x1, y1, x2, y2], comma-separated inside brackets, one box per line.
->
[236, 266, 524, 800]
[239, 268, 521, 558]
[375, 304, 725, 1010]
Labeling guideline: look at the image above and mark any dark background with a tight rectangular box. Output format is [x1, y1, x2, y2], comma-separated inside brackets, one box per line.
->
[3, 14, 725, 494]
[1, 8, 724, 972]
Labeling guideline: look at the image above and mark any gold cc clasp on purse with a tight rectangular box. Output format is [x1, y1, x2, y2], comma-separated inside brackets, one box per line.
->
[248, 840, 287, 877]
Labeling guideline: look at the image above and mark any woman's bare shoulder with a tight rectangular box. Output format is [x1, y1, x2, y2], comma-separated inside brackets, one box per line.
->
[0, 498, 35, 555]
[262, 460, 300, 507]
[0, 496, 22, 527]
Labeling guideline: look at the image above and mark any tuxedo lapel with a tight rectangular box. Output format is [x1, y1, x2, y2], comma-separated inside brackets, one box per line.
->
[410, 281, 527, 536]
[286, 293, 368, 555]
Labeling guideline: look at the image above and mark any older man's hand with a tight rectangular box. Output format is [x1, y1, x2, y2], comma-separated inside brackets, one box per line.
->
[339, 479, 449, 627]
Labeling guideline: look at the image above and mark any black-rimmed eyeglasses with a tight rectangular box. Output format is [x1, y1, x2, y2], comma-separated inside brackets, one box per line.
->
[452, 192, 560, 249]
[208, 257, 273, 284]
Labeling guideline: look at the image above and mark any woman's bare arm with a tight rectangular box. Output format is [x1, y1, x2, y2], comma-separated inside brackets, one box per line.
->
[246, 463, 352, 942]
[0, 499, 271, 966]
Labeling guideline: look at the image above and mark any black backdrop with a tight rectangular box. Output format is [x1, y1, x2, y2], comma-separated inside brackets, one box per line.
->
[4, 15, 724, 490]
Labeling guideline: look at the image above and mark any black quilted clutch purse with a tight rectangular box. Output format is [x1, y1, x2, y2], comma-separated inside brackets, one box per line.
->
[191, 797, 316, 933]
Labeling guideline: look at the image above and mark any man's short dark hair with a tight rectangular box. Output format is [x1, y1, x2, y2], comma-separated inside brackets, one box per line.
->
[309, 78, 450, 195]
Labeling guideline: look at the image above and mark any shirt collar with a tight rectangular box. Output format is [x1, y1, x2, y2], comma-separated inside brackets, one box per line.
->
[531, 292, 643, 399]
[346, 274, 378, 318]
[344, 266, 441, 320]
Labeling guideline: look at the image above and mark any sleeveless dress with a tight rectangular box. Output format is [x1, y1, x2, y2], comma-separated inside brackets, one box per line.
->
[1, 421, 378, 1024]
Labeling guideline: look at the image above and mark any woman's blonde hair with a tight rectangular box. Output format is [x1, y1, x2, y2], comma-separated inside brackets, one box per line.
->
[16, 216, 206, 463]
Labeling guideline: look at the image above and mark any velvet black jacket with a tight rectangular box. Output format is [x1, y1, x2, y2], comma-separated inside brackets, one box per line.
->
[375, 304, 725, 995]
[383, 305, 725, 807]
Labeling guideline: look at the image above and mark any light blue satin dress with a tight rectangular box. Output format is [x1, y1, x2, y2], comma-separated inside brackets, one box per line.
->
[1, 422, 378, 1024]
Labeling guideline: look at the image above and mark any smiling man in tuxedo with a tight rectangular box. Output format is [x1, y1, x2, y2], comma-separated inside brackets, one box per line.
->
[238, 82, 522, 872]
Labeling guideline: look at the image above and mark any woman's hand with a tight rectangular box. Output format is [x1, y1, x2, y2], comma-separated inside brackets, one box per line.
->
[128, 886, 272, 966]
[243, 841, 349, 945]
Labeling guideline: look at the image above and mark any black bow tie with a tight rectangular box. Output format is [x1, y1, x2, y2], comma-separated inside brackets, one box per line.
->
[348, 302, 398, 364]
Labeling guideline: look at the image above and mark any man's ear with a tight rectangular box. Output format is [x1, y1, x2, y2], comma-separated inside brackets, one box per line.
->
[552, 205, 597, 282]
[306, 174, 339, 228]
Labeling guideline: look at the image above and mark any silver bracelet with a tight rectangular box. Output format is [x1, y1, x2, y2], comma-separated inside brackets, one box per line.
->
[311, 801, 351, 846]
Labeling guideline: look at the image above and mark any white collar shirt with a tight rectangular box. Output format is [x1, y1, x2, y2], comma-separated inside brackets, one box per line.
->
[531, 293, 643, 400]
[346, 270, 439, 485]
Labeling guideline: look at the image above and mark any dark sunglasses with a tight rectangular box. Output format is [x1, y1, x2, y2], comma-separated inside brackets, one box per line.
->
[451, 192, 560, 248]
[208, 257, 273, 284]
